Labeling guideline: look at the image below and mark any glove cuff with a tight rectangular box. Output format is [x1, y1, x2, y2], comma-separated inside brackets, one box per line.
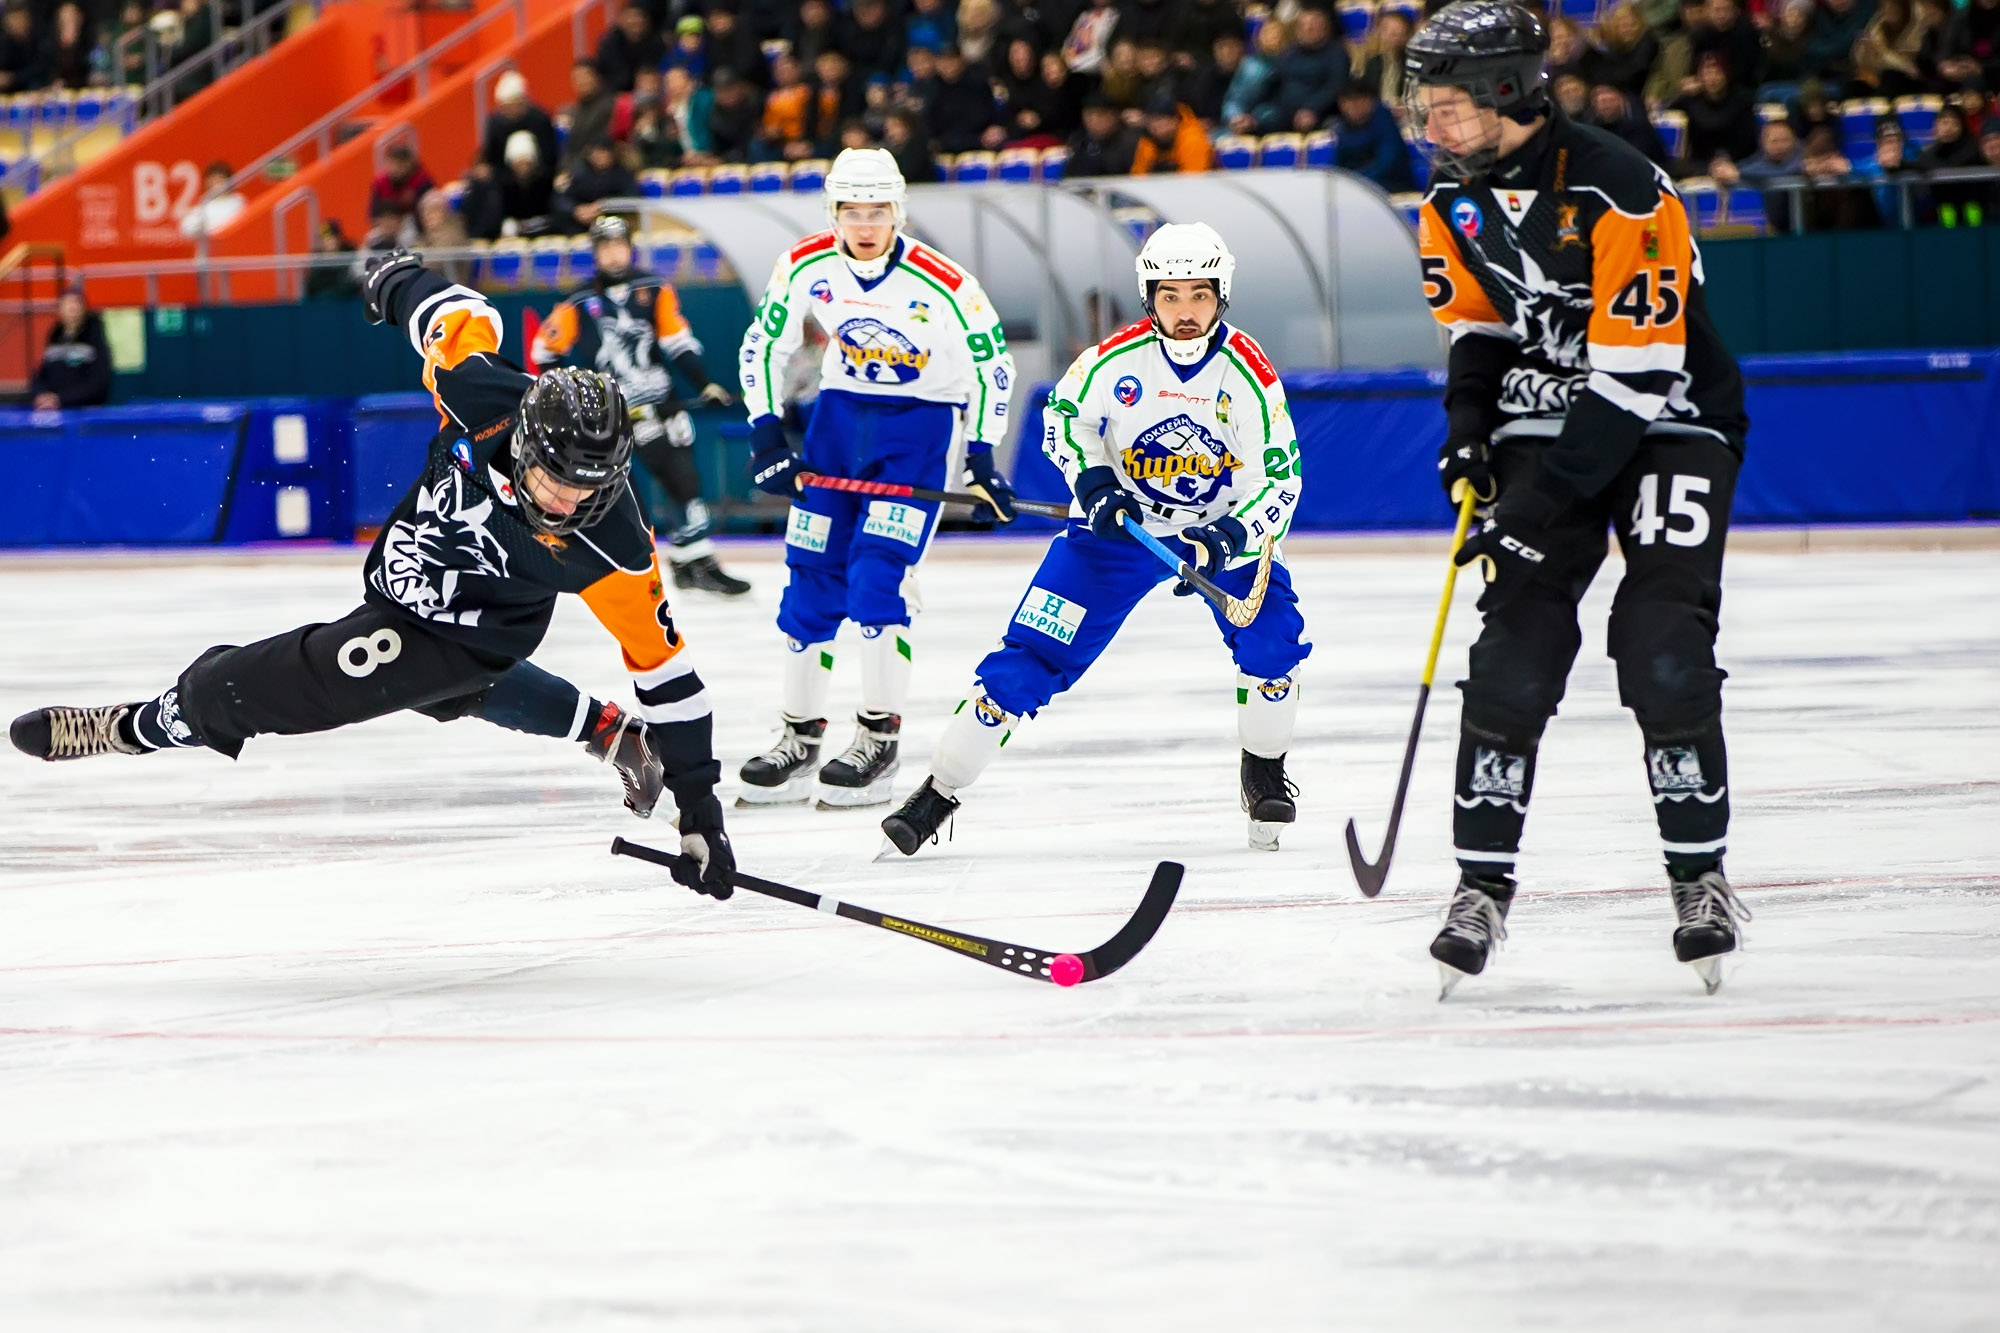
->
[1214, 514, 1248, 557]
[677, 791, 725, 833]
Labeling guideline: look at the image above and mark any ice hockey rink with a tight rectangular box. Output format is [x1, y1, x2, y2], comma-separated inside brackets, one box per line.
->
[1, 534, 1995, 1331]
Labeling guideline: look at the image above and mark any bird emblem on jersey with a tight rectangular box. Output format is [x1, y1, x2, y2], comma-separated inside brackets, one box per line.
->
[835, 317, 929, 384]
[372, 469, 511, 621]
[1121, 415, 1241, 507]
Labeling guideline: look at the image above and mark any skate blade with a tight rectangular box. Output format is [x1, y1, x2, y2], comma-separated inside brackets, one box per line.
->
[1689, 955, 1725, 995]
[1248, 819, 1285, 852]
[1437, 961, 1471, 1001]
[872, 836, 907, 863]
[814, 772, 898, 810]
[734, 771, 817, 807]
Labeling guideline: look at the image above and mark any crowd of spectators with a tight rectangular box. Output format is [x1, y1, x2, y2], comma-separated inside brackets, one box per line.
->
[0, 0, 287, 100]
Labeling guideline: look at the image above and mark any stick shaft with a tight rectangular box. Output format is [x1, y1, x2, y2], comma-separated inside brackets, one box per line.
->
[799, 472, 1071, 519]
[1118, 513, 1234, 610]
[1420, 491, 1480, 687]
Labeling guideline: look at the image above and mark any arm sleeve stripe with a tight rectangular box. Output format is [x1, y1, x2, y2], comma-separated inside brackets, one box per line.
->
[1590, 341, 1686, 373]
[408, 286, 494, 355]
[1587, 369, 1668, 421]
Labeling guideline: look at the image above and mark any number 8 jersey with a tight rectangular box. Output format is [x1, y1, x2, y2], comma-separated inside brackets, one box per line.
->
[1418, 111, 1746, 502]
[739, 232, 1015, 448]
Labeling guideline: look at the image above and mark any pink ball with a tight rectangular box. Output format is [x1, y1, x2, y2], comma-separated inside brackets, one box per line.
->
[1049, 953, 1084, 987]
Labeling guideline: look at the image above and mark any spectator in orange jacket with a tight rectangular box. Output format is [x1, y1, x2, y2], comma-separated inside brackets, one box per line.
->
[1130, 94, 1214, 174]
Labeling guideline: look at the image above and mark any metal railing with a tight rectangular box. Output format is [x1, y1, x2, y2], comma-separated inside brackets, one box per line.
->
[1698, 165, 2000, 234]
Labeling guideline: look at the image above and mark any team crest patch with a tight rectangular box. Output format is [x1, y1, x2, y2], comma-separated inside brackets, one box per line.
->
[585, 296, 604, 317]
[451, 439, 473, 471]
[1451, 197, 1483, 239]
[1257, 675, 1293, 702]
[1470, 747, 1527, 798]
[1647, 746, 1704, 792]
[836, 317, 930, 384]
[907, 299, 930, 322]
[810, 279, 834, 303]
[1114, 375, 1143, 407]
[1014, 586, 1086, 645]
[1120, 414, 1241, 508]
[862, 500, 927, 547]
[1215, 389, 1231, 425]
[1555, 203, 1582, 248]
[786, 507, 832, 554]
[1643, 222, 1660, 260]
[972, 694, 1008, 727]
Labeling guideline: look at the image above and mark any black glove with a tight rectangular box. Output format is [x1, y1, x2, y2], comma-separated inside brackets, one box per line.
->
[1454, 509, 1551, 608]
[672, 795, 736, 900]
[1075, 465, 1142, 541]
[361, 249, 423, 326]
[1438, 435, 1495, 505]
[963, 447, 1016, 522]
[748, 415, 806, 496]
[1173, 515, 1246, 597]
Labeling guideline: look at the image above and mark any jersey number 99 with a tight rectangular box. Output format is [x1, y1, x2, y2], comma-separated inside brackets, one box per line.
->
[759, 300, 788, 338]
[968, 324, 1008, 362]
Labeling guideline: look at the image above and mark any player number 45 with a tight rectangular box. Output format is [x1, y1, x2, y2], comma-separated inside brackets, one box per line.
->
[1630, 473, 1711, 547]
[1611, 268, 1681, 328]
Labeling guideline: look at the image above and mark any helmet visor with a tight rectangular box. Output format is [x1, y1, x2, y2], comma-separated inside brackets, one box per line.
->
[518, 461, 622, 537]
[1404, 80, 1507, 180]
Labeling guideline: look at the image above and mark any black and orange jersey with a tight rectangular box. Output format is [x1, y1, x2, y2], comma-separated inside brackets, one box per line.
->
[1419, 109, 1746, 506]
[530, 272, 711, 410]
[359, 264, 708, 727]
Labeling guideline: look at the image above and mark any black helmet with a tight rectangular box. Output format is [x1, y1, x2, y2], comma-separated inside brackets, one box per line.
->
[1404, 1, 1549, 178]
[512, 367, 632, 536]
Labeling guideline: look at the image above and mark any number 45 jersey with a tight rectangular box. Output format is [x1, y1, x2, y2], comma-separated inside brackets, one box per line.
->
[739, 233, 1014, 448]
[1042, 319, 1302, 558]
[1419, 110, 1747, 500]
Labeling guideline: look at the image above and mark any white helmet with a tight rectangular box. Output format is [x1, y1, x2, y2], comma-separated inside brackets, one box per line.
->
[1135, 222, 1234, 364]
[824, 147, 907, 279]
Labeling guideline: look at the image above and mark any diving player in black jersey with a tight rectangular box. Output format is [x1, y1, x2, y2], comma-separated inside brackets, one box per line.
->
[1405, 1, 1751, 994]
[10, 252, 735, 897]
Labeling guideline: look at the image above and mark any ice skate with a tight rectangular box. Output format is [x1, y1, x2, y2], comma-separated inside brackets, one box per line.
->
[671, 553, 751, 598]
[880, 776, 960, 856]
[10, 704, 147, 761]
[1670, 866, 1751, 995]
[583, 704, 664, 818]
[1431, 872, 1514, 999]
[1241, 750, 1297, 851]
[737, 715, 827, 806]
[816, 712, 900, 808]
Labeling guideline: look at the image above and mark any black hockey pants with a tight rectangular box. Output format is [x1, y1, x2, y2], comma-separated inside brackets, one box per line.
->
[175, 605, 516, 759]
[1453, 432, 1741, 877]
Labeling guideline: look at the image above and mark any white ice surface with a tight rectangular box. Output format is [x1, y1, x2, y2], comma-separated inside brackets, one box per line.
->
[1, 539, 1996, 1332]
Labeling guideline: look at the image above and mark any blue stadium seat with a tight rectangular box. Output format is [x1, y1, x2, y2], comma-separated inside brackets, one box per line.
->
[748, 162, 787, 193]
[1038, 146, 1068, 181]
[1338, 3, 1373, 42]
[464, 239, 489, 286]
[71, 90, 102, 130]
[709, 165, 747, 195]
[1304, 130, 1336, 168]
[1653, 111, 1686, 162]
[669, 168, 708, 197]
[997, 147, 1037, 183]
[643, 237, 682, 277]
[1558, 0, 1599, 16]
[955, 151, 995, 183]
[1724, 188, 1767, 233]
[1258, 133, 1302, 168]
[1687, 185, 1724, 231]
[690, 242, 724, 281]
[1213, 134, 1256, 170]
[529, 238, 565, 289]
[790, 158, 828, 192]
[1894, 94, 1939, 147]
[1756, 101, 1787, 125]
[639, 169, 669, 199]
[1395, 195, 1423, 229]
[485, 242, 523, 288]
[567, 235, 595, 285]
[1840, 98, 1886, 162]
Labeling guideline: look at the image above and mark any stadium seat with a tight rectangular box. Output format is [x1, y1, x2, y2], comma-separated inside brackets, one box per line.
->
[1304, 130, 1336, 168]
[464, 238, 490, 286]
[1685, 183, 1724, 231]
[643, 235, 682, 277]
[1724, 188, 1767, 233]
[529, 237, 566, 288]
[1841, 98, 1886, 161]
[748, 161, 787, 193]
[709, 164, 748, 195]
[1409, 139, 1432, 189]
[1038, 146, 1068, 181]
[1338, 3, 1373, 42]
[669, 167, 708, 197]
[1213, 134, 1257, 170]
[71, 90, 102, 130]
[689, 242, 724, 281]
[1894, 94, 1940, 147]
[567, 235, 595, 285]
[485, 240, 525, 288]
[108, 88, 137, 134]
[639, 169, 669, 199]
[1558, 0, 1600, 15]
[1653, 110, 1687, 162]
[790, 158, 828, 191]
[1389, 191, 1424, 230]
[955, 151, 995, 183]
[443, 180, 466, 210]
[1757, 101, 1787, 125]
[1258, 133, 1303, 168]
[997, 147, 1037, 183]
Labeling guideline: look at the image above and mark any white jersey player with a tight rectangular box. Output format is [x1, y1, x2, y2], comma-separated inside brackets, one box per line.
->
[735, 148, 1019, 809]
[880, 223, 1315, 854]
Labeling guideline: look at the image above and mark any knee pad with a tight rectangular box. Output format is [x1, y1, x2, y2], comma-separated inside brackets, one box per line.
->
[1609, 600, 1725, 734]
[1460, 611, 1580, 740]
[412, 689, 490, 723]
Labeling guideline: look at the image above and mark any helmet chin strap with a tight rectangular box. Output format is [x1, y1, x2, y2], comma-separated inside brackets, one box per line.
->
[841, 232, 899, 280]
[1148, 305, 1225, 365]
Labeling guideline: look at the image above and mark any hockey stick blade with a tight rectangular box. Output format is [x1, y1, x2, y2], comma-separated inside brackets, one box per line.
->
[1119, 516, 1272, 627]
[610, 839, 1185, 985]
[1343, 680, 1431, 898]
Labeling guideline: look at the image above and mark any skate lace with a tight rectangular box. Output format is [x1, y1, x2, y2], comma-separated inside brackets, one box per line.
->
[1675, 872, 1752, 937]
[833, 729, 889, 768]
[1439, 888, 1508, 951]
[47, 705, 132, 758]
[764, 727, 818, 766]
[1243, 756, 1297, 804]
